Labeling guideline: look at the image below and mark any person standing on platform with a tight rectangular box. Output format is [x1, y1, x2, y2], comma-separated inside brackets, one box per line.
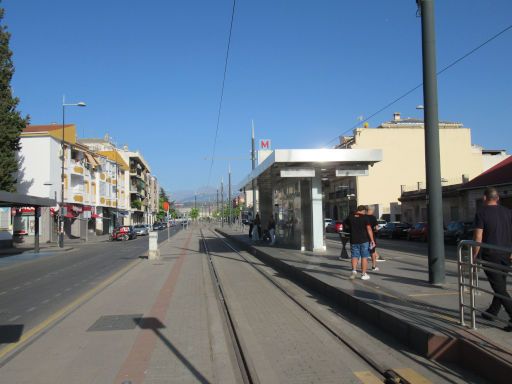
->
[268, 215, 276, 245]
[344, 205, 376, 280]
[366, 206, 381, 271]
[254, 212, 261, 240]
[473, 187, 512, 332]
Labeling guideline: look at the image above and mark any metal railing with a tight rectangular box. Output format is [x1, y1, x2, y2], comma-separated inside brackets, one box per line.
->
[457, 240, 512, 329]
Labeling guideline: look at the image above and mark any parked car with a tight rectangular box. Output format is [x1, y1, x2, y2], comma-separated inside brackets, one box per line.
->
[375, 219, 387, 231]
[161, 221, 168, 229]
[407, 222, 428, 241]
[377, 222, 411, 239]
[153, 222, 164, 231]
[110, 226, 137, 241]
[324, 218, 333, 229]
[133, 224, 149, 236]
[444, 221, 474, 244]
[326, 220, 344, 233]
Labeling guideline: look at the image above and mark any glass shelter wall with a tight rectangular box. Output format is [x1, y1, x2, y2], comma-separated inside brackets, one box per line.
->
[273, 180, 302, 249]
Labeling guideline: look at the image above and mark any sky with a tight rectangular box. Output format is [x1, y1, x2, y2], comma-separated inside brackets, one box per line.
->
[3, 0, 512, 198]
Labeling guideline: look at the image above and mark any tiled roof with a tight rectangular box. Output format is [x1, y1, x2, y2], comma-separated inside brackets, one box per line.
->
[462, 156, 512, 190]
[24, 124, 73, 133]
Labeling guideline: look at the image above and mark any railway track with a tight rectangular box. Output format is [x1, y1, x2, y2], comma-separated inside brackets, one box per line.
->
[200, 227, 414, 384]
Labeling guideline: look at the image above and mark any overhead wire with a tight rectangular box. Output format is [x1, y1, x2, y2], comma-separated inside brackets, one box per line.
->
[207, 0, 237, 186]
[324, 22, 512, 147]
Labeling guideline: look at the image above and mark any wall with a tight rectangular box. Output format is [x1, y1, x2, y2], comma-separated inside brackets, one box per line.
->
[352, 127, 483, 218]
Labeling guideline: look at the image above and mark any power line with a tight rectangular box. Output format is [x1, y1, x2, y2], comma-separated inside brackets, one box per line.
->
[324, 23, 512, 147]
[207, 0, 237, 186]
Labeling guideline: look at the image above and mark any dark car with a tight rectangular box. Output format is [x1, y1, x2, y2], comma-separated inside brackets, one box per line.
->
[407, 222, 428, 241]
[326, 220, 344, 233]
[153, 222, 164, 231]
[377, 222, 411, 239]
[444, 221, 474, 244]
[110, 225, 137, 241]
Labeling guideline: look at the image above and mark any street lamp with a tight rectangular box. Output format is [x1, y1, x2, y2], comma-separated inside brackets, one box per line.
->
[59, 96, 86, 248]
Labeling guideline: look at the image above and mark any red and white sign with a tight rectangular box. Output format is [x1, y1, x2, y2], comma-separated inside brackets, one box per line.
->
[259, 139, 271, 150]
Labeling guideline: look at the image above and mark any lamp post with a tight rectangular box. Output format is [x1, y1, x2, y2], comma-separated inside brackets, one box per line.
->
[59, 97, 86, 248]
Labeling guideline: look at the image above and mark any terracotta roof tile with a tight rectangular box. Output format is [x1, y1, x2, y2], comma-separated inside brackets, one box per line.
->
[462, 156, 512, 189]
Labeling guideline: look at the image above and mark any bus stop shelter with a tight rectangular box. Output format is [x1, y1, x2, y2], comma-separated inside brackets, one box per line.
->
[238, 148, 382, 252]
[0, 191, 56, 252]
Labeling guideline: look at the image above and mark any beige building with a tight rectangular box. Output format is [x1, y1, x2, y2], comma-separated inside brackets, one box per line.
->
[333, 113, 499, 221]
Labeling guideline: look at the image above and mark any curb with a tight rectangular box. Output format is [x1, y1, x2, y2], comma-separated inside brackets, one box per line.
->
[217, 229, 512, 383]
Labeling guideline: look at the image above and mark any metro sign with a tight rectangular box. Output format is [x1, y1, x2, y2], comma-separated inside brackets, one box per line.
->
[259, 139, 271, 150]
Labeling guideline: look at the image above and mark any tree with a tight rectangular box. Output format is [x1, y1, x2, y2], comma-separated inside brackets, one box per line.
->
[189, 208, 199, 220]
[0, 7, 29, 192]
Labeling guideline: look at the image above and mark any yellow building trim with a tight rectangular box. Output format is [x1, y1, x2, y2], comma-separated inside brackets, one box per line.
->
[73, 194, 83, 203]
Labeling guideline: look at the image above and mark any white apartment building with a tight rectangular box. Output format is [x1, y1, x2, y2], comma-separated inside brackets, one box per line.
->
[16, 125, 131, 241]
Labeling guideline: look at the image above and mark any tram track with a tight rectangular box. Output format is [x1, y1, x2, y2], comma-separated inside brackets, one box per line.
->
[200, 227, 414, 384]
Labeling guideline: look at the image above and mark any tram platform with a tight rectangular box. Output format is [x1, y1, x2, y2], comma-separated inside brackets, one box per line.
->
[217, 226, 512, 382]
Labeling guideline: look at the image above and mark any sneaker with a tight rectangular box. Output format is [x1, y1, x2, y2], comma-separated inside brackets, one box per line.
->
[350, 270, 357, 279]
[371, 266, 379, 272]
[361, 273, 370, 280]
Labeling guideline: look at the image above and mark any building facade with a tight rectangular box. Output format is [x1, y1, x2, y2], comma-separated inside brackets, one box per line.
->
[333, 112, 502, 221]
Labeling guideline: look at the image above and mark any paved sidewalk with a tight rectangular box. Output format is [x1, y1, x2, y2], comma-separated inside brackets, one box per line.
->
[0, 227, 238, 384]
[218, 226, 512, 381]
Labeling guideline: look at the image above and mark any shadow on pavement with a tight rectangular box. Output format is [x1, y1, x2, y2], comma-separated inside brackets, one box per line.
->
[134, 317, 211, 384]
[0, 324, 24, 344]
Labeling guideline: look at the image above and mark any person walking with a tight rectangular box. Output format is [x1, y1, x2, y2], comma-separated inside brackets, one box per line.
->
[253, 212, 261, 241]
[473, 187, 512, 331]
[268, 215, 276, 245]
[366, 206, 381, 271]
[343, 205, 376, 280]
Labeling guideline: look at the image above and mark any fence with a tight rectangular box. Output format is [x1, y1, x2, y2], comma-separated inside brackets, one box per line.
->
[457, 240, 512, 329]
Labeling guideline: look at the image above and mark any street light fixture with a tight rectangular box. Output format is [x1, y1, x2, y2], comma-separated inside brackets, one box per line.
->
[59, 96, 86, 248]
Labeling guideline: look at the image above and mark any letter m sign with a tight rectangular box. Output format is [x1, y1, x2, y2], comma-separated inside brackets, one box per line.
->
[259, 139, 271, 150]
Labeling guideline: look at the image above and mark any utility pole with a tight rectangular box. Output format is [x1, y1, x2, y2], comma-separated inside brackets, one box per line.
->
[228, 164, 232, 226]
[194, 192, 197, 210]
[216, 189, 219, 217]
[221, 178, 224, 228]
[418, 0, 445, 284]
[251, 120, 256, 220]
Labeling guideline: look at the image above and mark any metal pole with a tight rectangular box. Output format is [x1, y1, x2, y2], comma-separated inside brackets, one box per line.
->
[216, 189, 219, 218]
[228, 164, 232, 226]
[34, 206, 40, 253]
[251, 120, 256, 220]
[221, 179, 224, 227]
[59, 98, 65, 248]
[419, 0, 445, 284]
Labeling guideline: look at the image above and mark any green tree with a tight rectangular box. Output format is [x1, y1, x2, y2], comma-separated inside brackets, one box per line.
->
[189, 208, 199, 220]
[0, 7, 29, 192]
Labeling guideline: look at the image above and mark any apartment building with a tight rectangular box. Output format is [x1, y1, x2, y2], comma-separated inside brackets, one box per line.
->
[330, 113, 505, 221]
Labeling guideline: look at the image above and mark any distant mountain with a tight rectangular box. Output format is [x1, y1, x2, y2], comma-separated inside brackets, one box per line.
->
[171, 186, 218, 203]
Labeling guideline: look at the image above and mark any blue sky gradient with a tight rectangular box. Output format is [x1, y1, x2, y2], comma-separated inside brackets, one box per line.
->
[4, 0, 512, 196]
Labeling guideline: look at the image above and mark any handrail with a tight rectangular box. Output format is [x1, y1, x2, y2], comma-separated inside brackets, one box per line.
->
[457, 240, 512, 329]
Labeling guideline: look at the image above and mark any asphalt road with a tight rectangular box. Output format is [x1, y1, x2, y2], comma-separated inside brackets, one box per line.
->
[0, 226, 181, 347]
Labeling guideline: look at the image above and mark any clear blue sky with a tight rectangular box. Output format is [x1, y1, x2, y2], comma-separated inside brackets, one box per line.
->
[4, 0, 512, 197]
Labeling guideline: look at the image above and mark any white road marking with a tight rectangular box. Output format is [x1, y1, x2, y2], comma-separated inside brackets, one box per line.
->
[12, 286, 20, 290]
[64, 287, 72, 292]
[24, 282, 32, 286]
[0, 291, 6, 296]
[54, 292, 62, 297]
[41, 299, 50, 304]
[8, 315, 21, 322]
[26, 307, 36, 312]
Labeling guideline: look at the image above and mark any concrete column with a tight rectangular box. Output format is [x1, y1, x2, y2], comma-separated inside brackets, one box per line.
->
[311, 176, 325, 252]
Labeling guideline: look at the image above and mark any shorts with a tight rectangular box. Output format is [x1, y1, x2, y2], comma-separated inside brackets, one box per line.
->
[351, 242, 370, 259]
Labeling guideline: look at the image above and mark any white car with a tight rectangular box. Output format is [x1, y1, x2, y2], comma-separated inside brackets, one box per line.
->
[324, 218, 333, 229]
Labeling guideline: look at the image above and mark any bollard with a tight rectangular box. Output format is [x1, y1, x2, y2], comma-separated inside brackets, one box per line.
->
[148, 231, 160, 260]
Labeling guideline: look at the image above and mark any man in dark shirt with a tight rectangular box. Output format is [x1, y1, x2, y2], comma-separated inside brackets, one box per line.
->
[473, 187, 512, 331]
[344, 205, 375, 280]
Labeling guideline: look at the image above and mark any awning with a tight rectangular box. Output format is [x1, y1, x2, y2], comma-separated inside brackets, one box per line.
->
[64, 212, 74, 218]
[84, 152, 100, 168]
[91, 213, 102, 219]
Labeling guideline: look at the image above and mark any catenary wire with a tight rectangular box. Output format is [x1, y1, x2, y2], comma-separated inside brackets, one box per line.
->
[324, 23, 512, 147]
[207, 0, 237, 186]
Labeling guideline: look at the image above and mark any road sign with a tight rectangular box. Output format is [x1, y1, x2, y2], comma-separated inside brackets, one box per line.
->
[163, 201, 170, 211]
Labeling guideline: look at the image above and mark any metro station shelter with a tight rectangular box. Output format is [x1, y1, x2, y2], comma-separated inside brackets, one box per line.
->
[238, 149, 382, 252]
